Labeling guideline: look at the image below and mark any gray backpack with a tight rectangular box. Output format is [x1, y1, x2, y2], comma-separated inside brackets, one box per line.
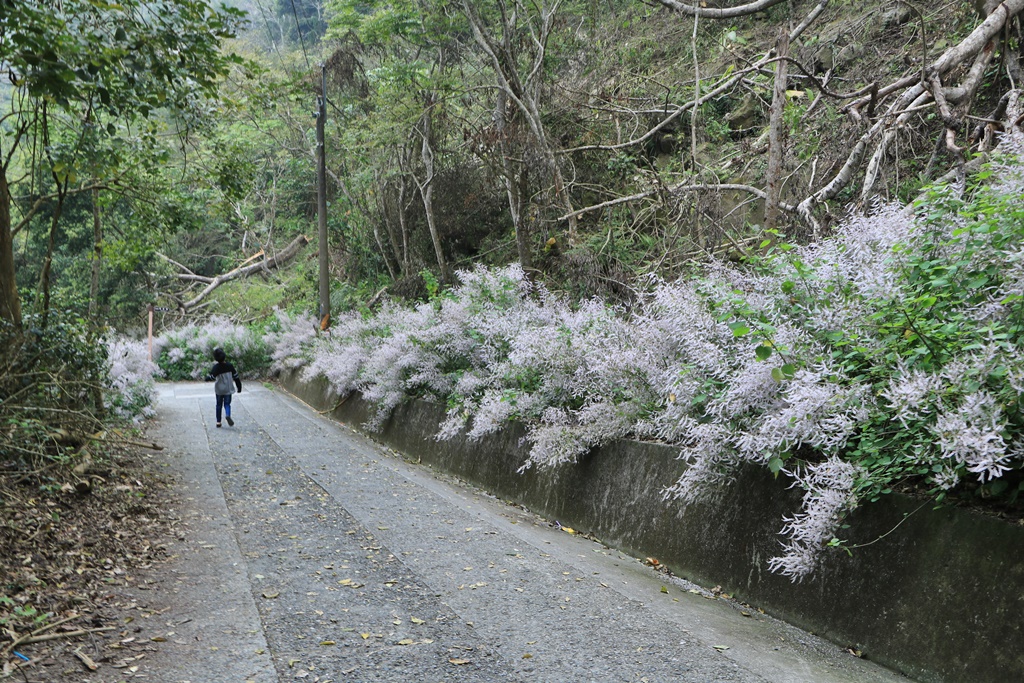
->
[214, 372, 234, 395]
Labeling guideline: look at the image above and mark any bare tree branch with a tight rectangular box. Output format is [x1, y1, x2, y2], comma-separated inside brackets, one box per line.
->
[11, 182, 109, 237]
[798, 0, 1024, 227]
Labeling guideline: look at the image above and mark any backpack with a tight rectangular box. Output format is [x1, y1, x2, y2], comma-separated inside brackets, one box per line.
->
[214, 372, 235, 395]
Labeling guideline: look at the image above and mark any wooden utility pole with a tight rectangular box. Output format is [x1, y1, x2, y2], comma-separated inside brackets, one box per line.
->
[316, 64, 330, 329]
[147, 304, 154, 361]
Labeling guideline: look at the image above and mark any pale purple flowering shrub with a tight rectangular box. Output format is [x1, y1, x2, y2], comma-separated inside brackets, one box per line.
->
[104, 336, 162, 421]
[767, 457, 859, 578]
[263, 309, 318, 373]
[279, 143, 1024, 580]
[155, 316, 271, 379]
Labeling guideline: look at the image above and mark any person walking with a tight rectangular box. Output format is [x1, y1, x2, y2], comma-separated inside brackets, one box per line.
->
[207, 347, 242, 427]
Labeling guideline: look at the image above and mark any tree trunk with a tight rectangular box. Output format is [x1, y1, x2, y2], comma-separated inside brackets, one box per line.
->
[394, 147, 416, 276]
[372, 218, 397, 280]
[461, 0, 576, 240]
[765, 28, 789, 229]
[396, 175, 411, 275]
[377, 171, 405, 279]
[89, 187, 102, 320]
[416, 109, 450, 284]
[0, 170, 20, 329]
[38, 191, 66, 329]
[509, 167, 531, 271]
[496, 89, 533, 271]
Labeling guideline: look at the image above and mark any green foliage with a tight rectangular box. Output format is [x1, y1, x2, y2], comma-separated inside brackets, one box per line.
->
[0, 0, 250, 331]
[0, 311, 107, 469]
[329, 0, 423, 46]
[1, 0, 244, 127]
[421, 270, 441, 300]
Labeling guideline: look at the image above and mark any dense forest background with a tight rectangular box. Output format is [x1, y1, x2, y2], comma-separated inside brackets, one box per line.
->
[5, 0, 1022, 332]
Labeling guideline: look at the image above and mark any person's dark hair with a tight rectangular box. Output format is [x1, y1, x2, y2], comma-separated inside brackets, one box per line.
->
[213, 347, 226, 362]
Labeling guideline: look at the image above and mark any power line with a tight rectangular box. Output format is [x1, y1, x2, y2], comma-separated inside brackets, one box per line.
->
[287, 0, 312, 72]
[252, 0, 288, 74]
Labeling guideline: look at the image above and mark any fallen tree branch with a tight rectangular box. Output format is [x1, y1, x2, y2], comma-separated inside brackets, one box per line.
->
[3, 619, 116, 655]
[859, 86, 931, 203]
[846, 0, 1024, 118]
[935, 90, 1024, 185]
[655, 0, 790, 19]
[87, 434, 164, 451]
[562, 0, 828, 154]
[560, 182, 795, 221]
[74, 647, 99, 671]
[160, 234, 310, 313]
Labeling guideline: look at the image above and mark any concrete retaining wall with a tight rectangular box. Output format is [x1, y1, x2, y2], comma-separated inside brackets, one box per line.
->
[281, 370, 1024, 683]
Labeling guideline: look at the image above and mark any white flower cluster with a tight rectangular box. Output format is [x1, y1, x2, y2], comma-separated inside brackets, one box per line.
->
[155, 315, 267, 378]
[264, 309, 318, 373]
[931, 391, 1013, 485]
[768, 457, 859, 580]
[104, 336, 162, 421]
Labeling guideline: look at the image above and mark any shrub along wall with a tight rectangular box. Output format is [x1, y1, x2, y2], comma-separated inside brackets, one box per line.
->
[281, 370, 1023, 683]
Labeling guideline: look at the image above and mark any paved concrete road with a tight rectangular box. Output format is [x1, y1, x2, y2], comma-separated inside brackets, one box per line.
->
[133, 382, 912, 683]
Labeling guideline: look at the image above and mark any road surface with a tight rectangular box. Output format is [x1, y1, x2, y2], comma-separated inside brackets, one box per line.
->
[130, 382, 911, 683]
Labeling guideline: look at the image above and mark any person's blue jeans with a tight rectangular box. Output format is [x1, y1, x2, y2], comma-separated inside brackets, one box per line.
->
[216, 394, 232, 423]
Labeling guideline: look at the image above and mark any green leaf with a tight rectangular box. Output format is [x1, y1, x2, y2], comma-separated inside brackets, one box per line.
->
[966, 275, 989, 289]
[755, 345, 773, 361]
[728, 322, 750, 337]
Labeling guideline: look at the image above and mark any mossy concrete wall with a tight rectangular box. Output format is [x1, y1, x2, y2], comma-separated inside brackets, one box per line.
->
[281, 370, 1024, 683]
